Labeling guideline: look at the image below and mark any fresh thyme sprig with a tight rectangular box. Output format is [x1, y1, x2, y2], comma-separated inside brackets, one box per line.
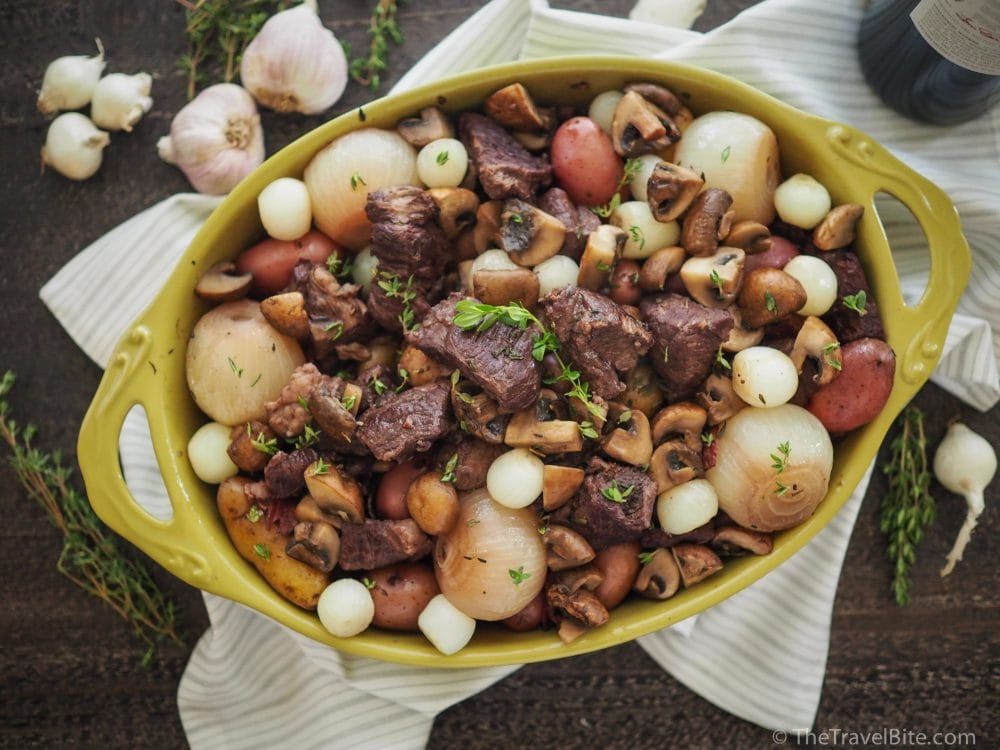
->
[348, 0, 404, 91]
[451, 299, 603, 421]
[0, 371, 184, 664]
[591, 157, 642, 218]
[880, 406, 935, 606]
[377, 271, 418, 331]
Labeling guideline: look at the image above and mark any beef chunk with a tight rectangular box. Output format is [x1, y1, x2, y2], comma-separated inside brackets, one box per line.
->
[817, 249, 886, 342]
[406, 294, 540, 413]
[458, 112, 552, 200]
[640, 294, 734, 401]
[641, 520, 716, 549]
[263, 448, 319, 498]
[339, 518, 434, 570]
[537, 187, 601, 260]
[266, 363, 344, 439]
[356, 381, 453, 462]
[434, 436, 506, 491]
[540, 287, 654, 400]
[564, 458, 657, 550]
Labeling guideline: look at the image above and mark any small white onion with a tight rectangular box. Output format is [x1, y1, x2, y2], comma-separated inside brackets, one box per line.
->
[627, 154, 663, 203]
[657, 479, 719, 535]
[187, 421, 239, 484]
[41, 112, 109, 180]
[782, 255, 838, 316]
[486, 448, 544, 508]
[610, 201, 680, 259]
[36, 40, 106, 113]
[258, 177, 312, 241]
[418, 594, 476, 655]
[317, 578, 375, 637]
[588, 90, 624, 134]
[416, 138, 469, 188]
[774, 173, 831, 230]
[90, 72, 153, 132]
[533, 255, 580, 297]
[732, 346, 799, 408]
[352, 246, 379, 292]
[472, 248, 519, 274]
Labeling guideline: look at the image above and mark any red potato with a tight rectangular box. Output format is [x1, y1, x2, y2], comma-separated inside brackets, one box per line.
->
[744, 235, 799, 274]
[608, 259, 643, 306]
[235, 229, 341, 297]
[502, 592, 545, 632]
[807, 337, 896, 433]
[551, 116, 623, 207]
[375, 459, 423, 520]
[592, 541, 642, 609]
[368, 563, 440, 631]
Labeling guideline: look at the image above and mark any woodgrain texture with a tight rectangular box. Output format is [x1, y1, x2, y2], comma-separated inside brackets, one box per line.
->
[1, 1, 996, 748]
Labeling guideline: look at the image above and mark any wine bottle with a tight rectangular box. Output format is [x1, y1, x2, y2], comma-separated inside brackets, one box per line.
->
[858, 0, 1000, 126]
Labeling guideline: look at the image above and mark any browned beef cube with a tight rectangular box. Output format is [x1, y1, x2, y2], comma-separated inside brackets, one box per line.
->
[458, 112, 552, 201]
[356, 381, 453, 462]
[338, 519, 434, 570]
[263, 448, 319, 498]
[817, 249, 886, 342]
[564, 458, 657, 550]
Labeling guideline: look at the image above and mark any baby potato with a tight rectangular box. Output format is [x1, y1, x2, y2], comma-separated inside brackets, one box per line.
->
[406, 471, 460, 535]
[368, 562, 441, 631]
[807, 338, 896, 433]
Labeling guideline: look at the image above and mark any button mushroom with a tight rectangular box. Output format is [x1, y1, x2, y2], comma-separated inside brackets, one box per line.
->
[720, 306, 765, 353]
[295, 495, 343, 528]
[473, 200, 503, 253]
[505, 390, 584, 454]
[633, 548, 681, 600]
[601, 405, 653, 467]
[428, 187, 479, 239]
[544, 525, 597, 571]
[498, 199, 566, 267]
[651, 402, 707, 453]
[450, 380, 508, 444]
[543, 464, 586, 511]
[472, 267, 540, 310]
[649, 438, 704, 493]
[724, 220, 772, 254]
[812, 203, 864, 251]
[789, 315, 843, 386]
[680, 247, 746, 309]
[619, 361, 665, 418]
[286, 520, 340, 572]
[396, 106, 455, 147]
[681, 188, 735, 257]
[227, 420, 275, 473]
[577, 224, 626, 291]
[671, 543, 723, 587]
[737, 266, 807, 328]
[711, 526, 774, 556]
[195, 261, 253, 302]
[623, 82, 688, 118]
[638, 245, 685, 292]
[260, 291, 310, 339]
[553, 563, 605, 593]
[483, 82, 550, 131]
[546, 582, 609, 628]
[303, 461, 365, 524]
[696, 373, 746, 425]
[307, 385, 357, 447]
[610, 90, 679, 157]
[646, 162, 704, 223]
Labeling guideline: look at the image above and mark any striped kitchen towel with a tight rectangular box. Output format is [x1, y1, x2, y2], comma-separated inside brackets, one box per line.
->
[39, 0, 999, 747]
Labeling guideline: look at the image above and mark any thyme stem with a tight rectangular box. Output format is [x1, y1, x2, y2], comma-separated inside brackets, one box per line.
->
[348, 0, 404, 90]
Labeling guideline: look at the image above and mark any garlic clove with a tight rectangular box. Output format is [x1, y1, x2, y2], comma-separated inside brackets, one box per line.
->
[239, 4, 348, 115]
[37, 39, 106, 114]
[41, 112, 110, 180]
[90, 72, 154, 132]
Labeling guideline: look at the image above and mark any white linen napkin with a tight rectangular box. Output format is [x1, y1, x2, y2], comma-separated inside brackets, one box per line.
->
[39, 0, 1000, 746]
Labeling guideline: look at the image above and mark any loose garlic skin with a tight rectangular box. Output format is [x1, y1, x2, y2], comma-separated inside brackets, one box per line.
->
[42, 112, 110, 180]
[416, 138, 469, 188]
[317, 579, 375, 638]
[657, 479, 719, 535]
[627, 154, 663, 203]
[351, 246, 379, 292]
[187, 422, 239, 484]
[732, 346, 799, 408]
[486, 448, 544, 508]
[418, 594, 476, 655]
[588, 90, 624, 134]
[90, 72, 153, 132]
[258, 177, 312, 241]
[783, 255, 838, 316]
[534, 255, 580, 296]
[37, 41, 106, 114]
[774, 173, 831, 229]
[610, 201, 680, 259]
[472, 248, 519, 274]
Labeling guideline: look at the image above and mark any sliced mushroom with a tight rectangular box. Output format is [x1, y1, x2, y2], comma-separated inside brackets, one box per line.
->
[720, 306, 765, 353]
[624, 82, 687, 116]
[295, 495, 343, 528]
[498, 199, 566, 267]
[398, 345, 449, 387]
[308, 386, 357, 446]
[696, 373, 746, 425]
[303, 461, 365, 523]
[638, 245, 685, 292]
[646, 162, 704, 223]
[396, 106, 454, 147]
[227, 421, 274, 473]
[650, 402, 707, 453]
[473, 200, 503, 253]
[681, 188, 736, 257]
[711, 526, 773, 556]
[556, 617, 588, 644]
[451, 383, 508, 444]
[543, 464, 586, 511]
[724, 220, 772, 254]
[812, 203, 864, 251]
[428, 187, 479, 239]
[789, 315, 843, 386]
[633, 548, 681, 600]
[472, 267, 540, 309]
[601, 405, 653, 467]
[577, 224, 626, 291]
[195, 261, 253, 302]
[483, 82, 550, 131]
[546, 583, 609, 628]
[545, 525, 596, 571]
[619, 361, 664, 417]
[504, 402, 584, 454]
[553, 563, 604, 593]
[610, 90, 679, 157]
[671, 543, 723, 587]
[285, 521, 340, 572]
[680, 247, 746, 309]
[737, 267, 807, 328]
[649, 439, 704, 493]
[512, 129, 553, 152]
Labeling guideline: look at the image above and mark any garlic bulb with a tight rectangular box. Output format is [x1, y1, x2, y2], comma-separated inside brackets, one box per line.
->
[41, 112, 110, 180]
[158, 83, 264, 195]
[91, 72, 153, 132]
[37, 40, 106, 114]
[240, 3, 348, 115]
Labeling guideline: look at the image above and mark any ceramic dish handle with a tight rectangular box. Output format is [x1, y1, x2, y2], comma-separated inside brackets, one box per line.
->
[818, 122, 971, 391]
[78, 323, 230, 594]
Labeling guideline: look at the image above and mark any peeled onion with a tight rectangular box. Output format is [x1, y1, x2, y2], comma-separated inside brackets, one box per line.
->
[304, 128, 419, 250]
[706, 404, 833, 531]
[187, 421, 239, 484]
[433, 488, 546, 621]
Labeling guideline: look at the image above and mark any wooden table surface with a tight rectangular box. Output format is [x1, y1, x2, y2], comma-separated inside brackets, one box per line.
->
[2, 1, 997, 748]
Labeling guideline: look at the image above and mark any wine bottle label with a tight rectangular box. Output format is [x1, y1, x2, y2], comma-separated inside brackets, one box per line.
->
[911, 0, 1000, 75]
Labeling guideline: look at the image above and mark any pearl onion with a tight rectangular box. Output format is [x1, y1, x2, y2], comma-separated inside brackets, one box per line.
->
[627, 154, 663, 203]
[486, 448, 544, 508]
[416, 138, 469, 188]
[472, 248, 519, 273]
[187, 421, 238, 484]
[773, 173, 831, 230]
[783, 255, 838, 316]
[534, 255, 580, 296]
[418, 594, 477, 655]
[657, 479, 719, 535]
[351, 246, 379, 293]
[610, 201, 680, 259]
[588, 90, 624, 134]
[258, 177, 312, 241]
[317, 579, 375, 638]
[732, 346, 799, 408]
